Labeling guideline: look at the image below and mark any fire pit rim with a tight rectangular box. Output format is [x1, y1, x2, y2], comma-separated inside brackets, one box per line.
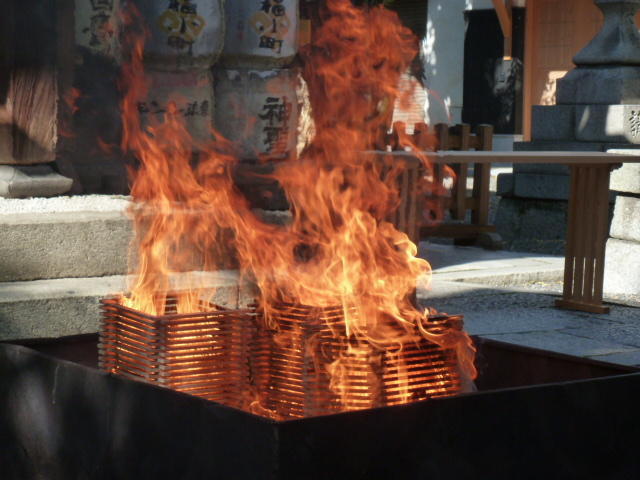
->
[5, 334, 639, 425]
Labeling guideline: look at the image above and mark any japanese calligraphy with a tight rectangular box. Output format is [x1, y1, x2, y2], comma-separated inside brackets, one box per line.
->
[138, 100, 210, 117]
[250, 0, 290, 54]
[258, 96, 291, 153]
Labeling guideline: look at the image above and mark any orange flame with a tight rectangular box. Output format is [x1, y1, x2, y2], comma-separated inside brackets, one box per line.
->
[119, 0, 476, 412]
[64, 87, 82, 115]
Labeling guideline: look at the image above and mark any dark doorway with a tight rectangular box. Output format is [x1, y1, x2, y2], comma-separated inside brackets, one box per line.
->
[462, 8, 525, 134]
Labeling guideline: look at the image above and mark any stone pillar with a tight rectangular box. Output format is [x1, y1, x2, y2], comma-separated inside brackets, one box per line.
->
[495, 0, 640, 280]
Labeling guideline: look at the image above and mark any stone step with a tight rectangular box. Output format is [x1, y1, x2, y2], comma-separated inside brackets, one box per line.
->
[605, 238, 640, 295]
[0, 196, 282, 282]
[0, 271, 257, 342]
[0, 196, 132, 282]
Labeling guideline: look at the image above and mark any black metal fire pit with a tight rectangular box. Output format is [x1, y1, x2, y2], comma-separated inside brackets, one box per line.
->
[1, 335, 639, 479]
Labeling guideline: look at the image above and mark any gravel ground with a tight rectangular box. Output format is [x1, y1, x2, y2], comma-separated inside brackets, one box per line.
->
[0, 195, 130, 215]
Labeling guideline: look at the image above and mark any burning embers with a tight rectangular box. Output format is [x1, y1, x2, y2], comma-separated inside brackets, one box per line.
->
[100, 298, 466, 420]
[253, 304, 466, 418]
[108, 0, 478, 420]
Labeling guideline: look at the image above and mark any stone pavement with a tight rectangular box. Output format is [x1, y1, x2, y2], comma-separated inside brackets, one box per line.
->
[1, 195, 639, 366]
[417, 243, 640, 367]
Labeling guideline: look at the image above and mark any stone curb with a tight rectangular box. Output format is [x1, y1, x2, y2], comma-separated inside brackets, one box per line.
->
[432, 265, 564, 288]
[0, 272, 256, 341]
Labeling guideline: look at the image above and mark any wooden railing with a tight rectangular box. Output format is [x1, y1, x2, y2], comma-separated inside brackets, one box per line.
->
[380, 121, 497, 245]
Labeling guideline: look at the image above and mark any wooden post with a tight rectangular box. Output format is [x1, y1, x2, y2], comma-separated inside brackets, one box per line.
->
[433, 123, 450, 220]
[450, 124, 471, 220]
[391, 121, 408, 151]
[0, 0, 75, 165]
[472, 125, 494, 226]
[434, 123, 450, 151]
[374, 125, 390, 151]
[555, 164, 613, 314]
[493, 0, 513, 59]
[412, 122, 436, 151]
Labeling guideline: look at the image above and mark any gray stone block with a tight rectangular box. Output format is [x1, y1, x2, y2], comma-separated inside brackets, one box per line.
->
[513, 164, 570, 176]
[513, 173, 571, 200]
[610, 195, 640, 242]
[604, 238, 640, 295]
[513, 141, 597, 176]
[496, 172, 514, 196]
[608, 155, 640, 194]
[475, 232, 505, 251]
[73, 159, 129, 195]
[493, 198, 525, 245]
[508, 238, 565, 256]
[576, 104, 640, 143]
[557, 67, 640, 105]
[494, 197, 567, 254]
[0, 212, 132, 282]
[0, 272, 255, 341]
[0, 165, 72, 198]
[0, 294, 103, 341]
[531, 105, 575, 141]
[518, 202, 567, 240]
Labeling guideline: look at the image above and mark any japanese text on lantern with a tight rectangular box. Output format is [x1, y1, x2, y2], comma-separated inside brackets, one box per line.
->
[251, 0, 290, 54]
[259, 96, 291, 153]
[137, 100, 210, 117]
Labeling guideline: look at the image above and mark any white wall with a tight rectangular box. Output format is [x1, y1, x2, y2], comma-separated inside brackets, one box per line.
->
[466, 0, 526, 8]
[422, 0, 525, 126]
[422, 0, 466, 126]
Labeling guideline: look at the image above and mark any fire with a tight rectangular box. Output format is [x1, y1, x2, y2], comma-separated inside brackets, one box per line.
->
[64, 87, 82, 116]
[117, 0, 476, 417]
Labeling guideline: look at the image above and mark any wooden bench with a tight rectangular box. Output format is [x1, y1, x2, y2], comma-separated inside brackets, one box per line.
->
[378, 150, 640, 314]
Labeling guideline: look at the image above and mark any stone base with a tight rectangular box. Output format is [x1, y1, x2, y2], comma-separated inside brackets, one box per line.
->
[610, 194, 640, 242]
[607, 149, 640, 194]
[524, 104, 640, 145]
[494, 197, 567, 255]
[496, 172, 514, 197]
[604, 238, 640, 295]
[531, 105, 575, 141]
[496, 172, 571, 201]
[0, 165, 72, 198]
[557, 67, 640, 105]
[576, 104, 640, 143]
[0, 211, 131, 282]
[475, 232, 505, 251]
[73, 159, 129, 195]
